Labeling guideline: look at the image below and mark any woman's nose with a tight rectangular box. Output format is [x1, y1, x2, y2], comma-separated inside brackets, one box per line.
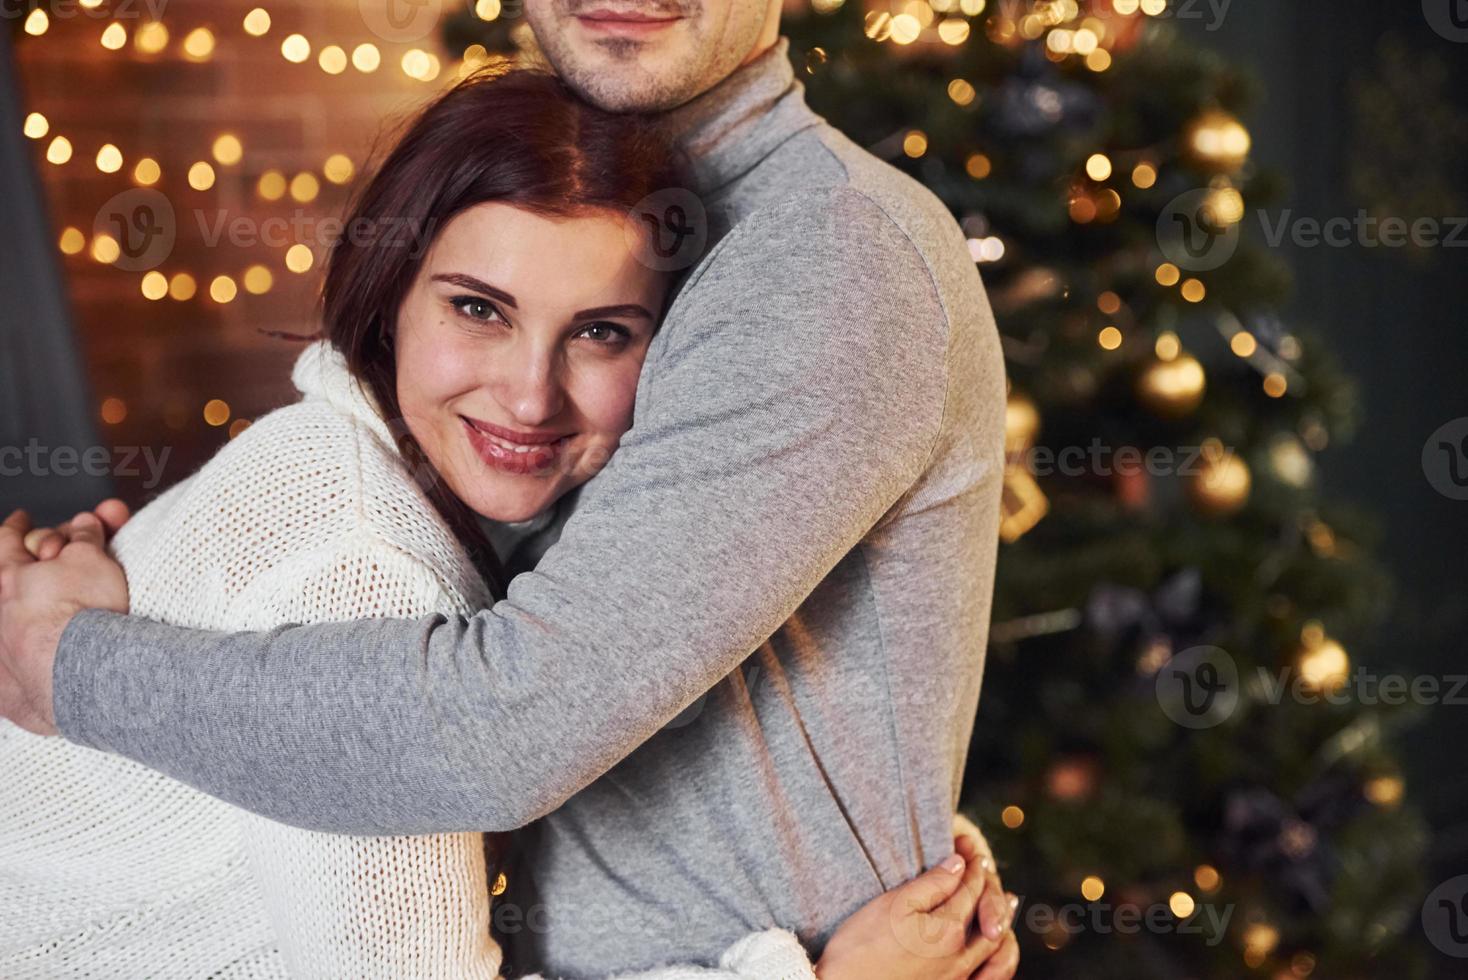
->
[497, 354, 565, 426]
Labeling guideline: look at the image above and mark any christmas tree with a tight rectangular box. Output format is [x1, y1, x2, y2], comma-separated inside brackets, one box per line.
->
[453, 2, 1430, 975]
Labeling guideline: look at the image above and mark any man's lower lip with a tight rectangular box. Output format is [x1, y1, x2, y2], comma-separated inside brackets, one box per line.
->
[462, 418, 565, 476]
[576, 14, 681, 37]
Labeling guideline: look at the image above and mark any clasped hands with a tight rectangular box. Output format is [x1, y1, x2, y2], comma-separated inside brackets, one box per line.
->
[0, 500, 131, 736]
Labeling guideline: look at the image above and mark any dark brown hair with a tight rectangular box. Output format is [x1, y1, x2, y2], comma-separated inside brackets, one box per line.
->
[291, 67, 688, 597]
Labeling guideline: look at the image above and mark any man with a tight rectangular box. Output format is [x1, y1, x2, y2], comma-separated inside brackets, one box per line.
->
[0, 0, 1011, 975]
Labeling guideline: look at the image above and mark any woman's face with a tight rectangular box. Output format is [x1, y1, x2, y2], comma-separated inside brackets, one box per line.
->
[394, 202, 667, 523]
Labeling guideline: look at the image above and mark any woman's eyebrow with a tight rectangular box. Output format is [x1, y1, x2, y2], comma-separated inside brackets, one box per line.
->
[574, 303, 655, 320]
[431, 273, 517, 308]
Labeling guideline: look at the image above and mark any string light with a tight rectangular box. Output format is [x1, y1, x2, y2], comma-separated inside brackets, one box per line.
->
[1000, 805, 1024, 828]
[1180, 278, 1207, 303]
[24, 8, 48, 36]
[243, 265, 274, 294]
[210, 275, 238, 304]
[229, 418, 253, 439]
[183, 28, 216, 61]
[323, 154, 355, 184]
[188, 161, 217, 190]
[100, 397, 128, 424]
[243, 8, 271, 37]
[135, 22, 169, 55]
[937, 18, 970, 44]
[947, 79, 976, 107]
[889, 13, 921, 44]
[169, 273, 198, 301]
[1230, 332, 1258, 357]
[212, 134, 244, 166]
[319, 45, 348, 75]
[1193, 864, 1221, 892]
[1085, 153, 1112, 181]
[475, 0, 502, 19]
[257, 170, 287, 201]
[1167, 892, 1195, 918]
[965, 153, 992, 179]
[95, 144, 124, 174]
[1155, 263, 1181, 287]
[91, 233, 121, 264]
[1080, 876, 1104, 901]
[133, 157, 161, 185]
[23, 112, 48, 139]
[100, 23, 127, 50]
[1132, 162, 1157, 188]
[1263, 372, 1288, 397]
[141, 271, 169, 300]
[281, 34, 311, 63]
[203, 399, 231, 426]
[46, 136, 73, 165]
[902, 130, 928, 158]
[1097, 325, 1123, 350]
[285, 244, 314, 273]
[58, 227, 86, 255]
[352, 44, 381, 73]
[289, 171, 320, 202]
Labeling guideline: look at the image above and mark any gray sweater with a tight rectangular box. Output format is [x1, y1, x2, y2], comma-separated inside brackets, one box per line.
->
[53, 38, 1006, 978]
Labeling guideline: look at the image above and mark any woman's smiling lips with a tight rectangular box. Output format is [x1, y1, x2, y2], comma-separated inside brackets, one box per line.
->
[460, 416, 571, 476]
[575, 8, 683, 38]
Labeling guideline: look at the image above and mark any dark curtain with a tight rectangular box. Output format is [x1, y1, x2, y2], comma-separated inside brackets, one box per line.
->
[0, 27, 112, 522]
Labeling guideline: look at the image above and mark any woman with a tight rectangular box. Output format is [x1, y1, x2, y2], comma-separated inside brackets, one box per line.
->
[0, 68, 1009, 979]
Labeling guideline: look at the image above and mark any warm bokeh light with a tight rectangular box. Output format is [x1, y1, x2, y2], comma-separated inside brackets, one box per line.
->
[290, 171, 320, 202]
[210, 276, 239, 304]
[135, 22, 169, 55]
[1263, 373, 1288, 398]
[133, 157, 161, 185]
[1193, 864, 1221, 892]
[169, 273, 198, 301]
[1155, 263, 1181, 287]
[203, 399, 232, 427]
[1230, 332, 1258, 357]
[1085, 153, 1112, 181]
[140, 272, 169, 301]
[1180, 278, 1207, 303]
[23, 112, 48, 140]
[965, 153, 992, 179]
[1168, 891, 1195, 918]
[319, 45, 348, 75]
[183, 28, 216, 61]
[100, 23, 127, 51]
[46, 136, 73, 166]
[188, 161, 217, 191]
[1000, 805, 1024, 829]
[243, 265, 274, 295]
[91, 233, 121, 264]
[1098, 325, 1123, 350]
[353, 44, 381, 73]
[212, 134, 243, 166]
[24, 8, 48, 36]
[100, 397, 128, 425]
[95, 144, 123, 174]
[1080, 876, 1104, 901]
[58, 227, 86, 255]
[258, 170, 287, 201]
[1154, 331, 1181, 361]
[1132, 162, 1157, 188]
[323, 154, 355, 185]
[243, 8, 272, 37]
[281, 34, 311, 64]
[902, 131, 928, 158]
[285, 244, 315, 273]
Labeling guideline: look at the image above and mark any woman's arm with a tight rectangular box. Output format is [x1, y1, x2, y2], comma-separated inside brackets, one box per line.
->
[223, 531, 502, 979]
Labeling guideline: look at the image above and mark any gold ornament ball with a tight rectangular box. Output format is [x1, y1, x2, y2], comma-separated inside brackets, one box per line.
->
[1136, 353, 1207, 418]
[1186, 109, 1252, 172]
[1005, 390, 1041, 455]
[1188, 447, 1251, 516]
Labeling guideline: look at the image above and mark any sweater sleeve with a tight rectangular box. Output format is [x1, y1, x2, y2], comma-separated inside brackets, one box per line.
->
[52, 187, 951, 834]
[222, 532, 503, 980]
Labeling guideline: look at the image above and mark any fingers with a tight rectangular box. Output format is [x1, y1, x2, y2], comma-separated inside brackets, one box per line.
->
[1, 510, 36, 566]
[61, 512, 106, 550]
[971, 928, 1019, 980]
[935, 832, 989, 933]
[951, 816, 1012, 942]
[24, 525, 67, 561]
[899, 852, 968, 914]
[94, 499, 132, 535]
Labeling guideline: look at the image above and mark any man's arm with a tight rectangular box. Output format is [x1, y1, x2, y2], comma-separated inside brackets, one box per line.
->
[49, 189, 958, 834]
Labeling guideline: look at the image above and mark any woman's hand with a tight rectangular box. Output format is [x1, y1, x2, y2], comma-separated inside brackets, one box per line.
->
[814, 817, 1019, 980]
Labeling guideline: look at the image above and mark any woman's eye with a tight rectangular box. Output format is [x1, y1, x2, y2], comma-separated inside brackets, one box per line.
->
[452, 296, 500, 323]
[578, 322, 630, 345]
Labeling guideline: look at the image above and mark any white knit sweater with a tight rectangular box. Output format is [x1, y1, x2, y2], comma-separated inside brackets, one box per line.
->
[0, 340, 818, 980]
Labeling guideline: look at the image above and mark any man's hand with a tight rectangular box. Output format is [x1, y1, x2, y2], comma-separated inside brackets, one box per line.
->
[22, 498, 131, 560]
[0, 509, 130, 736]
[816, 815, 1019, 980]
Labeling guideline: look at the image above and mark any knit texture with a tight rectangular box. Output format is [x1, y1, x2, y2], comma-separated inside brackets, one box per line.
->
[2, 340, 817, 980]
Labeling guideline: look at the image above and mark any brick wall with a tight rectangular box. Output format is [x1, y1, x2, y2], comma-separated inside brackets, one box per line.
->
[12, 0, 490, 504]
